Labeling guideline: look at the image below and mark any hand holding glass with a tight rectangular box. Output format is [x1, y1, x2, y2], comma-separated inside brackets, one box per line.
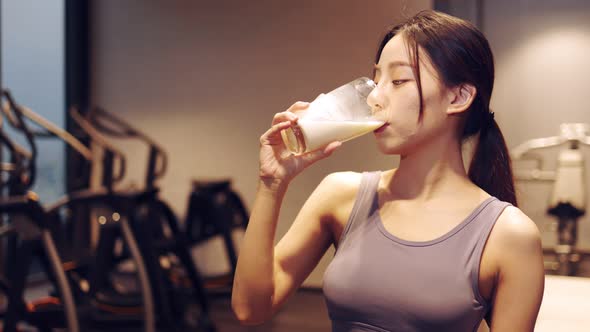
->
[281, 77, 383, 155]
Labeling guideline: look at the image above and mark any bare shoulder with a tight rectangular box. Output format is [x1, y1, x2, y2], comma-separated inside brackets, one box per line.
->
[314, 171, 363, 211]
[494, 206, 543, 249]
[311, 171, 366, 242]
[318, 171, 364, 194]
[489, 205, 544, 270]
[485, 206, 545, 330]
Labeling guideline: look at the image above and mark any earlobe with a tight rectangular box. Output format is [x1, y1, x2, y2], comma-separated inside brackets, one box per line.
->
[447, 84, 477, 115]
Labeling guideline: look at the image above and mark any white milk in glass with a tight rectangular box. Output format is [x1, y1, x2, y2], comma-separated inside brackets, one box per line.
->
[281, 79, 383, 155]
[285, 119, 384, 154]
[301, 120, 385, 150]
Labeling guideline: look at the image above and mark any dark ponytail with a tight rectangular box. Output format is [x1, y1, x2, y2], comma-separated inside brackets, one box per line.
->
[467, 115, 518, 206]
[376, 10, 518, 206]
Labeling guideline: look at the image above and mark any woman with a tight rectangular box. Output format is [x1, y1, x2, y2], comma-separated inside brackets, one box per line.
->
[232, 10, 545, 332]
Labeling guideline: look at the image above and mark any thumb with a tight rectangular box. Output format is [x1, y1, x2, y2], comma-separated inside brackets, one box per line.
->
[299, 141, 342, 168]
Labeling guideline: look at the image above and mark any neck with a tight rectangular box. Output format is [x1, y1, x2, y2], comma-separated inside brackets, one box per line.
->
[387, 133, 475, 202]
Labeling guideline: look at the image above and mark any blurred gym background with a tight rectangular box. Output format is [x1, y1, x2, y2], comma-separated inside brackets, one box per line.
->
[1, 0, 589, 331]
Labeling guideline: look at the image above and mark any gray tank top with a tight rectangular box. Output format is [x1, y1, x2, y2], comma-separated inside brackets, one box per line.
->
[322, 171, 512, 332]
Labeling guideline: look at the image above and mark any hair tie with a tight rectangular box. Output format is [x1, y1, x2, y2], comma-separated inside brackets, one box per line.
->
[486, 111, 495, 125]
[479, 111, 495, 135]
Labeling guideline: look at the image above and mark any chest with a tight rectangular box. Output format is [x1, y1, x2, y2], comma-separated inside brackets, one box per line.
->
[330, 207, 498, 305]
[324, 226, 494, 329]
[378, 202, 482, 240]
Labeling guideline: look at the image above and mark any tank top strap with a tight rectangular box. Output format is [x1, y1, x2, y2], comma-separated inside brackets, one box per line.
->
[469, 197, 513, 307]
[337, 171, 381, 250]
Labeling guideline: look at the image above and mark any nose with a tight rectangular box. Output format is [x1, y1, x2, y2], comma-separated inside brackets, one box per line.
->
[366, 82, 384, 112]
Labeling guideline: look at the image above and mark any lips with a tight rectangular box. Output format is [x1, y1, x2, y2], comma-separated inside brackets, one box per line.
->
[374, 123, 389, 134]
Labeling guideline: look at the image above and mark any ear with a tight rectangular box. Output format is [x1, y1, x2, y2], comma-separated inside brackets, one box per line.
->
[446, 83, 477, 115]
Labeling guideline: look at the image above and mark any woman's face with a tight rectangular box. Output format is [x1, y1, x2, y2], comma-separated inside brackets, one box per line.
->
[368, 33, 454, 156]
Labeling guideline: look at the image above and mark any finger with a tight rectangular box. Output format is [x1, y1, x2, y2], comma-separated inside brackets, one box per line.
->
[323, 141, 342, 155]
[272, 111, 299, 126]
[299, 141, 342, 167]
[260, 121, 293, 145]
[287, 101, 310, 112]
[271, 102, 309, 125]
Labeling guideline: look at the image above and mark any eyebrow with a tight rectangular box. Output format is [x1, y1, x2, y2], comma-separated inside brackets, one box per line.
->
[373, 61, 412, 71]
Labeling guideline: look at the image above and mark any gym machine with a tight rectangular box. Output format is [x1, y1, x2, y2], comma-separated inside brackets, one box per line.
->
[511, 123, 590, 276]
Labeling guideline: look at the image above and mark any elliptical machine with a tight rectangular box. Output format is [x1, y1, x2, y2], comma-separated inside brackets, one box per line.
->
[76, 106, 217, 331]
[511, 123, 590, 276]
[185, 179, 249, 291]
[1, 90, 157, 332]
[0, 91, 79, 332]
[86, 107, 249, 293]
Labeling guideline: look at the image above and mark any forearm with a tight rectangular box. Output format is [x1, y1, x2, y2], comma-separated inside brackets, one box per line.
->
[231, 178, 288, 323]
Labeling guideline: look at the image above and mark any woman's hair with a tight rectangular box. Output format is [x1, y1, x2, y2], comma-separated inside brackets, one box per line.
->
[375, 10, 517, 206]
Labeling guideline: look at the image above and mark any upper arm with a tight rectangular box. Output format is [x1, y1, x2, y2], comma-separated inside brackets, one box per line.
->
[487, 206, 545, 331]
[270, 172, 360, 312]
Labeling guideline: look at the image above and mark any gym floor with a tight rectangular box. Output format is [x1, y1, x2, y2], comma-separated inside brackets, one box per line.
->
[14, 271, 590, 331]
[202, 251, 590, 331]
[209, 289, 330, 332]
[209, 274, 590, 332]
[15, 254, 590, 332]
